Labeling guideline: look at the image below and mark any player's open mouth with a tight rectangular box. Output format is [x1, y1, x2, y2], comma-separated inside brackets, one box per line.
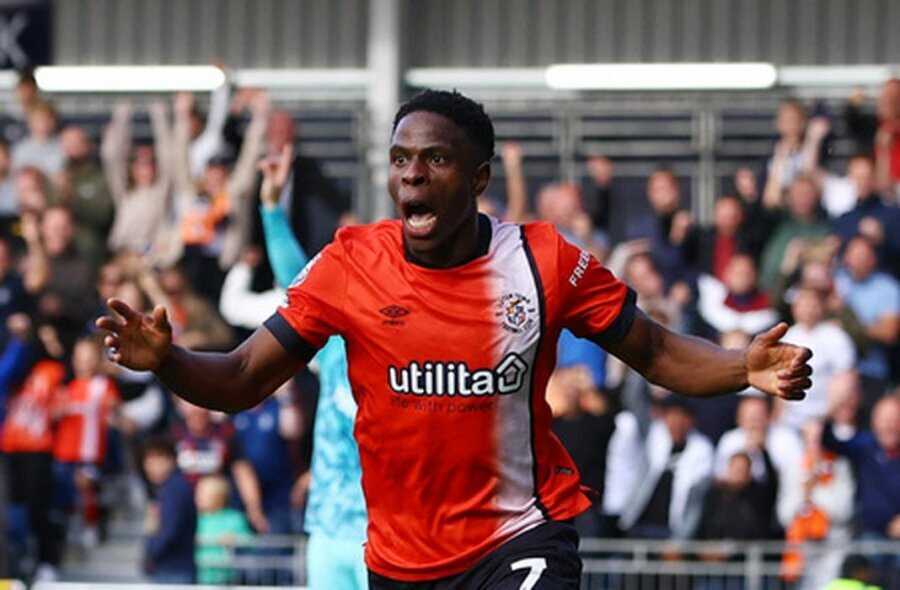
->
[403, 202, 437, 238]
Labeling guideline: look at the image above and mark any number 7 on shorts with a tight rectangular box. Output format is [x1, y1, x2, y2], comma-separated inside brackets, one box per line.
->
[510, 557, 548, 590]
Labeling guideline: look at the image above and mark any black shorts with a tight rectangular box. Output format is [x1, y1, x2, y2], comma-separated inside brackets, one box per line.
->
[368, 519, 582, 589]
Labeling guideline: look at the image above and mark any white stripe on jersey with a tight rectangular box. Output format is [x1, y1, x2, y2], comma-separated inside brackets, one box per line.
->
[488, 218, 544, 526]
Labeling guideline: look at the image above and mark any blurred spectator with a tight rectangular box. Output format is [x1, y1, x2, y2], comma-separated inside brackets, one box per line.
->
[0, 237, 31, 346]
[770, 241, 868, 354]
[11, 101, 64, 177]
[822, 393, 899, 586]
[800, 116, 858, 218]
[194, 474, 253, 585]
[141, 435, 196, 584]
[0, 336, 67, 581]
[101, 101, 178, 269]
[0, 143, 16, 231]
[174, 89, 269, 302]
[697, 452, 777, 542]
[691, 194, 762, 280]
[619, 395, 714, 540]
[829, 154, 900, 277]
[775, 286, 857, 432]
[697, 254, 778, 337]
[827, 371, 867, 440]
[57, 125, 114, 267]
[497, 142, 528, 223]
[778, 421, 856, 589]
[170, 401, 268, 534]
[233, 385, 301, 585]
[834, 236, 899, 403]
[34, 206, 97, 351]
[762, 100, 810, 202]
[715, 395, 800, 533]
[232, 384, 302, 536]
[253, 109, 352, 260]
[14, 166, 51, 220]
[844, 78, 900, 196]
[731, 166, 773, 251]
[583, 155, 614, 237]
[625, 168, 696, 292]
[759, 175, 832, 291]
[600, 410, 642, 536]
[0, 313, 34, 579]
[141, 265, 234, 352]
[2, 70, 39, 144]
[52, 335, 121, 548]
[536, 182, 607, 261]
[185, 83, 232, 180]
[548, 365, 615, 538]
[618, 249, 687, 332]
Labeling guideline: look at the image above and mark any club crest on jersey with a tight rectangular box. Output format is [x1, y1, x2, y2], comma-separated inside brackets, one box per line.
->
[496, 292, 536, 334]
[280, 252, 323, 308]
[290, 252, 322, 288]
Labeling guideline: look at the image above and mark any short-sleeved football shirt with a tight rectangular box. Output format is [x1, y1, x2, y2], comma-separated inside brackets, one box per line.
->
[265, 214, 635, 581]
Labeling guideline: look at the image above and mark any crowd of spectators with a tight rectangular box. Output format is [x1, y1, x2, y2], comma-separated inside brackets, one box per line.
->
[0, 70, 349, 584]
[528, 82, 899, 588]
[0, 68, 896, 589]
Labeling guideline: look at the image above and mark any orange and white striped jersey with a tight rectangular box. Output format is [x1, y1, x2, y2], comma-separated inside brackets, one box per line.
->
[266, 214, 635, 581]
[53, 376, 120, 465]
[1, 360, 67, 454]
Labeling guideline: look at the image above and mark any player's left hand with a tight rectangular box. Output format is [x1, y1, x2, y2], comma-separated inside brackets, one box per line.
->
[745, 323, 812, 401]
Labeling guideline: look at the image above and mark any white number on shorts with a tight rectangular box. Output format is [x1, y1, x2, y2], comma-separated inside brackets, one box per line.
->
[510, 557, 548, 590]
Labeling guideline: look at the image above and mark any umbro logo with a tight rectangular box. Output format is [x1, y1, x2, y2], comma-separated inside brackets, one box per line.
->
[379, 305, 410, 326]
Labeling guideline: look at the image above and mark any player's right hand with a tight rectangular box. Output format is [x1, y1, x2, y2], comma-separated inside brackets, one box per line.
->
[96, 298, 173, 372]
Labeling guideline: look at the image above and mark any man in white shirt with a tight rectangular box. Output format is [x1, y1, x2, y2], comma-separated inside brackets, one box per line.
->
[777, 286, 857, 431]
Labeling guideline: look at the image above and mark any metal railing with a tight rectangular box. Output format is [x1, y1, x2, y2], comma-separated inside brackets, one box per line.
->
[37, 535, 900, 589]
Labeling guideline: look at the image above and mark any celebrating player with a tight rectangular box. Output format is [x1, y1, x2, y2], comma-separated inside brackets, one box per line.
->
[97, 89, 812, 589]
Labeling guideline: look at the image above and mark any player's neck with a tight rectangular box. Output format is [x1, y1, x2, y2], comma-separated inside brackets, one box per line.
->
[405, 212, 490, 269]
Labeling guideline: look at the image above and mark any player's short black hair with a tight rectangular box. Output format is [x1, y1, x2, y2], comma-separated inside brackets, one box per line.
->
[393, 89, 495, 164]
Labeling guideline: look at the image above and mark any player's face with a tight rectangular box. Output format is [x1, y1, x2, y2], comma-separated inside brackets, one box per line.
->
[389, 111, 490, 267]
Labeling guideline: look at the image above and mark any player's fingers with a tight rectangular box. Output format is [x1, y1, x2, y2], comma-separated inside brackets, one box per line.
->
[779, 388, 806, 401]
[791, 347, 813, 367]
[107, 298, 141, 321]
[758, 322, 789, 345]
[149, 305, 169, 330]
[103, 334, 119, 349]
[778, 364, 812, 379]
[779, 376, 812, 392]
[95, 316, 124, 334]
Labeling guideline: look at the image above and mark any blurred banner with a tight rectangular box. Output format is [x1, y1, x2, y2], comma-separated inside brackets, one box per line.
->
[0, 0, 51, 70]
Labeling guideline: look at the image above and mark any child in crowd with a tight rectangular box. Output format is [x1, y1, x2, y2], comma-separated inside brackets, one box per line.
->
[52, 334, 121, 547]
[142, 435, 196, 584]
[195, 474, 254, 585]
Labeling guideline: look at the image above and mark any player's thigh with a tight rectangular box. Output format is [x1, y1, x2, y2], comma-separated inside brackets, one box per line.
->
[486, 522, 582, 589]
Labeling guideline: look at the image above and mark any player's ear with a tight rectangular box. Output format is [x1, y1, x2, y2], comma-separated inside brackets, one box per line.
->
[472, 160, 491, 196]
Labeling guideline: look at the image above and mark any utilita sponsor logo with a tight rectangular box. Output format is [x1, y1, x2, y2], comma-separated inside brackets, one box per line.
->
[388, 353, 528, 396]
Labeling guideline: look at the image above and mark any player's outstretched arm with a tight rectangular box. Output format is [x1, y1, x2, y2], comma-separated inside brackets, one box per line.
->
[605, 310, 812, 400]
[96, 298, 306, 413]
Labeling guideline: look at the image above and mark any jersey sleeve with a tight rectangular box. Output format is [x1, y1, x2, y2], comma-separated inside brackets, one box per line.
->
[263, 237, 348, 358]
[556, 233, 637, 346]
